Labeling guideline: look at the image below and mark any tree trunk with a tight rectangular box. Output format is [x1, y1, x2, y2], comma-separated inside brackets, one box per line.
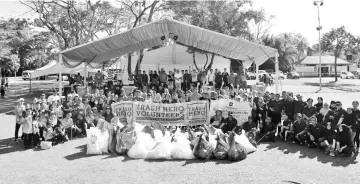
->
[127, 53, 132, 76]
[204, 54, 215, 73]
[192, 52, 199, 71]
[334, 55, 338, 82]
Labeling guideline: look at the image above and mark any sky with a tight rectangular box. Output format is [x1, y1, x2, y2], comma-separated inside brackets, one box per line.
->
[0, 0, 360, 45]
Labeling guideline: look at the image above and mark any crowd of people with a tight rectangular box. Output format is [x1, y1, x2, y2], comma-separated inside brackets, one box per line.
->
[12, 67, 359, 158]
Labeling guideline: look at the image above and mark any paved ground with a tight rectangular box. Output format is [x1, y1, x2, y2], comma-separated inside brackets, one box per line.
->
[0, 114, 359, 184]
[0, 77, 359, 184]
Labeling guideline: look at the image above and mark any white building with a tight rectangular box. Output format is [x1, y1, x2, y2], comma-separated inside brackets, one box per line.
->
[295, 56, 352, 77]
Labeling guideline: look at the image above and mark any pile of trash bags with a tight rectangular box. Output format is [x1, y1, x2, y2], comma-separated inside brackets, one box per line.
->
[86, 117, 257, 162]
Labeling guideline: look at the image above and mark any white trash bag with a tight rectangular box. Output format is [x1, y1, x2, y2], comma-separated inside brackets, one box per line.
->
[40, 141, 52, 150]
[128, 133, 156, 159]
[146, 131, 173, 160]
[86, 128, 102, 155]
[235, 130, 257, 154]
[98, 130, 110, 153]
[171, 136, 195, 160]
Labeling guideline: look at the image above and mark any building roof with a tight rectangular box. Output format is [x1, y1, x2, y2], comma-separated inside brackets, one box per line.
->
[300, 56, 352, 65]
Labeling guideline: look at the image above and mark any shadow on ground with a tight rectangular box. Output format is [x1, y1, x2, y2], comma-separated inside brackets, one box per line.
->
[303, 82, 360, 92]
[0, 137, 27, 155]
[262, 141, 359, 167]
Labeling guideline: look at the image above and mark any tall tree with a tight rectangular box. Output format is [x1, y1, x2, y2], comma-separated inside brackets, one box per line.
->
[320, 26, 357, 81]
[21, 0, 129, 50]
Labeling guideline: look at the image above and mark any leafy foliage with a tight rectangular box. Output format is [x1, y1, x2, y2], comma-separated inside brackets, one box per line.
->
[320, 26, 359, 81]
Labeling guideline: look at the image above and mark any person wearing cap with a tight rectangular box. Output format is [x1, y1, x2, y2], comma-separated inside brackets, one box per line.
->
[210, 109, 224, 128]
[351, 101, 360, 150]
[336, 124, 355, 157]
[258, 116, 276, 142]
[302, 98, 317, 122]
[305, 116, 325, 148]
[220, 111, 238, 133]
[288, 113, 307, 144]
[268, 93, 284, 126]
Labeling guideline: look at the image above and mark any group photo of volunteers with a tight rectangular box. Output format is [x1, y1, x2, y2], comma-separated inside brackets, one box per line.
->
[13, 66, 360, 161]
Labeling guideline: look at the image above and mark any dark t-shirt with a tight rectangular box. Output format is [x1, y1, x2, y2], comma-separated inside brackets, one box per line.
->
[306, 123, 325, 139]
[292, 119, 307, 134]
[242, 121, 256, 132]
[221, 117, 238, 133]
[302, 105, 317, 118]
[260, 122, 275, 134]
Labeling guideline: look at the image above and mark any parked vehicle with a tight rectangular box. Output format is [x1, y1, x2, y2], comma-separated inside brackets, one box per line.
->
[287, 71, 300, 79]
[340, 71, 355, 79]
[246, 72, 256, 80]
[22, 70, 34, 80]
[257, 70, 268, 79]
[271, 71, 285, 80]
[351, 71, 360, 79]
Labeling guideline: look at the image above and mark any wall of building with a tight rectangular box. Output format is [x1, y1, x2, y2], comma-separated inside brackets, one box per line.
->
[295, 65, 348, 77]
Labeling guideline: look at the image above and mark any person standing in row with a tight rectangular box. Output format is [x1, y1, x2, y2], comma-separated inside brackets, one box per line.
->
[222, 68, 229, 88]
[207, 69, 214, 87]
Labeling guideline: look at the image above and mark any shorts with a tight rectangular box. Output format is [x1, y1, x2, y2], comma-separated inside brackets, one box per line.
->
[215, 82, 222, 90]
[209, 82, 214, 86]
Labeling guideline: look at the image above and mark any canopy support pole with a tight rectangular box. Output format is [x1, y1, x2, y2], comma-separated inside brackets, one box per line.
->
[275, 53, 279, 94]
[84, 63, 87, 87]
[58, 54, 63, 96]
[256, 62, 259, 82]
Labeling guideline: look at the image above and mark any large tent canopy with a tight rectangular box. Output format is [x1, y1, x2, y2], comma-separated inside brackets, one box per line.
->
[31, 61, 98, 79]
[111, 44, 231, 72]
[60, 18, 277, 68]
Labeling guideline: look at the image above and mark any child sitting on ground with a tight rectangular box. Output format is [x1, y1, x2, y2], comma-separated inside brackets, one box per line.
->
[279, 114, 292, 141]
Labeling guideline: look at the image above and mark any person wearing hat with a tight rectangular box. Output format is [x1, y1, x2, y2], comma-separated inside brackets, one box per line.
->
[305, 116, 325, 148]
[220, 111, 238, 133]
[210, 109, 224, 128]
[302, 98, 317, 122]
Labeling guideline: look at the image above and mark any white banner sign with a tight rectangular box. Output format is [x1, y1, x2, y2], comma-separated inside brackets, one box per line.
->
[111, 101, 209, 126]
[210, 99, 252, 126]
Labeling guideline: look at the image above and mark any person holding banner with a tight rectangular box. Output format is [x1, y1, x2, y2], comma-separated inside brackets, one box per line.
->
[210, 109, 224, 128]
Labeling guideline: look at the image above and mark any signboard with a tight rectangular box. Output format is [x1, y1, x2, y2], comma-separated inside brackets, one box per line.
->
[111, 101, 209, 126]
[210, 99, 252, 126]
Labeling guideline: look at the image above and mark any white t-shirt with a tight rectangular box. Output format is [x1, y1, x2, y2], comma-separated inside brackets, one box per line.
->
[191, 72, 198, 82]
[174, 73, 182, 83]
[208, 72, 215, 83]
